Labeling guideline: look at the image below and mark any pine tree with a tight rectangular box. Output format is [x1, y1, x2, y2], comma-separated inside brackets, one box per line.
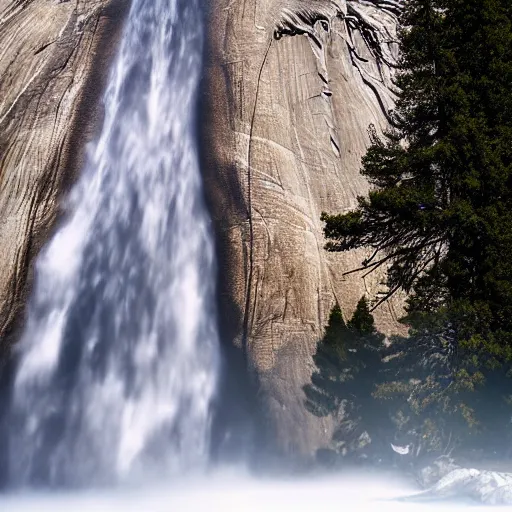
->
[310, 0, 512, 462]
[321, 0, 512, 358]
[304, 299, 387, 459]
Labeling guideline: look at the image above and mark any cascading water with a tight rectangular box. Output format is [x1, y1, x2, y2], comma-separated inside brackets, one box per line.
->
[7, 0, 219, 487]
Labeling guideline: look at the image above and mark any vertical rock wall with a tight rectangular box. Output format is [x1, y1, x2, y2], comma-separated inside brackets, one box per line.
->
[203, 0, 404, 455]
[0, 0, 128, 350]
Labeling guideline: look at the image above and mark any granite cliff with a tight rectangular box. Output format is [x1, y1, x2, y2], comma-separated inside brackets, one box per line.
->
[203, 0, 404, 456]
[0, 0, 403, 458]
[0, 0, 128, 350]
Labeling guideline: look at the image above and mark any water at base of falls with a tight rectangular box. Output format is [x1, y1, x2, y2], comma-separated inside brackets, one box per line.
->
[6, 0, 219, 487]
[0, 473, 488, 511]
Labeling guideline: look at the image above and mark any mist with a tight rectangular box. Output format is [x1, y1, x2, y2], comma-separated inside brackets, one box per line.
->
[0, 470, 486, 512]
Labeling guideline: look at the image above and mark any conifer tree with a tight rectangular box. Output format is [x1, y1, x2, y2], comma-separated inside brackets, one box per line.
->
[308, 0, 512, 461]
[304, 299, 387, 459]
[321, 0, 512, 358]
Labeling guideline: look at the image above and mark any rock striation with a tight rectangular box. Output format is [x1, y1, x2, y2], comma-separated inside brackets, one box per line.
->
[203, 0, 404, 455]
[0, 0, 128, 350]
[0, 0, 404, 458]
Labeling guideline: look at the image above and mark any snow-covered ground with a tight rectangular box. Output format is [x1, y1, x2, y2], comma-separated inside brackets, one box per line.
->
[0, 471, 491, 512]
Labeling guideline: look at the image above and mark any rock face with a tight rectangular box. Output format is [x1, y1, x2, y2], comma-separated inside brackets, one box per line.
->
[0, 0, 128, 350]
[401, 458, 512, 505]
[203, 0, 404, 455]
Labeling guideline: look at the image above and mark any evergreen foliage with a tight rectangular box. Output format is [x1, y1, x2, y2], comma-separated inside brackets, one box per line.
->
[321, 0, 512, 358]
[304, 299, 387, 459]
[375, 327, 484, 458]
[307, 0, 512, 464]
[347, 296, 376, 334]
[306, 303, 512, 461]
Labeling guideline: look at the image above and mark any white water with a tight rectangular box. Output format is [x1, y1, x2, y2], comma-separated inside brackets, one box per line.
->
[8, 0, 219, 487]
[0, 473, 495, 511]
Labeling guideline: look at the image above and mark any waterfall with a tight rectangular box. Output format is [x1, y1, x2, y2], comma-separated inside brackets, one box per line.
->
[7, 0, 219, 487]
